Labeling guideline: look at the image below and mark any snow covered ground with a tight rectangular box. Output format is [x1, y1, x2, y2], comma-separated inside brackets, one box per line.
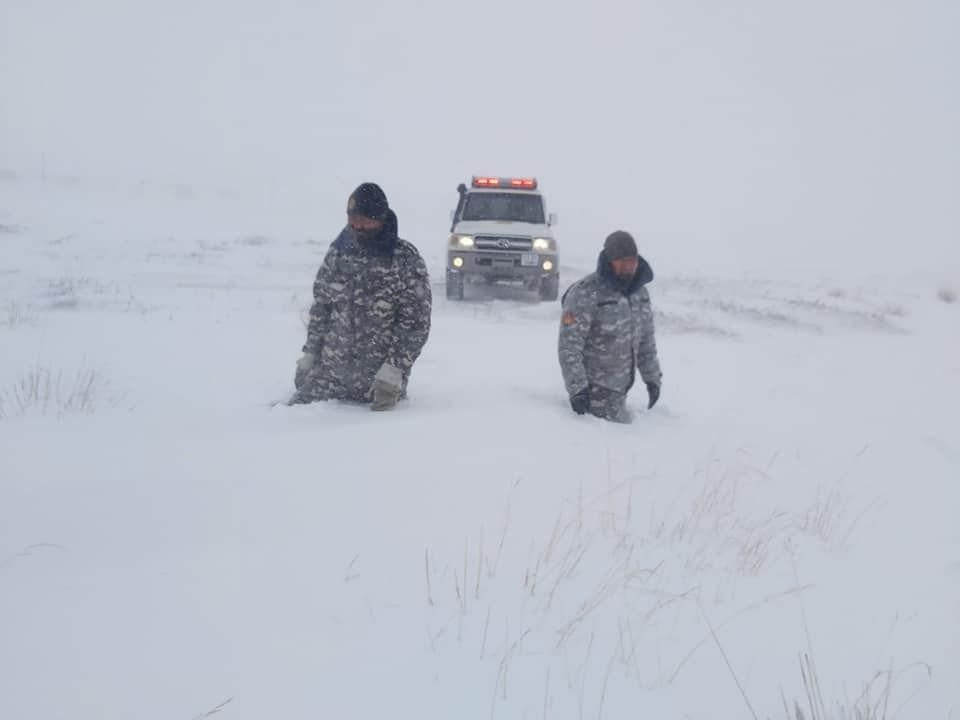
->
[1, 175, 958, 719]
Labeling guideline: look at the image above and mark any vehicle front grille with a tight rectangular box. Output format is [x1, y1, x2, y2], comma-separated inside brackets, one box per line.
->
[474, 236, 533, 251]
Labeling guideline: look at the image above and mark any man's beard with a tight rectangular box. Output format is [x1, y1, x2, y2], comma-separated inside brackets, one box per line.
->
[612, 270, 635, 291]
[353, 227, 381, 244]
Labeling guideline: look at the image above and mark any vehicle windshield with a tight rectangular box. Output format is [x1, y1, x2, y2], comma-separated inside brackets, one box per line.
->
[461, 192, 545, 224]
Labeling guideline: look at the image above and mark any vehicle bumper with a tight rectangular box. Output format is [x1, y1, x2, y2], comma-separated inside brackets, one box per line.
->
[447, 250, 558, 280]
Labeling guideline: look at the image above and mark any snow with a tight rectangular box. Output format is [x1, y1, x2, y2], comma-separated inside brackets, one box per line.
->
[2, 0, 959, 715]
[1, 175, 958, 719]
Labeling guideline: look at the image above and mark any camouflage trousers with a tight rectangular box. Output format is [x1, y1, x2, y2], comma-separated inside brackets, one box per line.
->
[290, 373, 370, 405]
[290, 370, 408, 406]
[587, 386, 632, 424]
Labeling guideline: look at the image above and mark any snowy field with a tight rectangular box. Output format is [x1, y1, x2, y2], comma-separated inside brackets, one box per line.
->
[1, 174, 957, 719]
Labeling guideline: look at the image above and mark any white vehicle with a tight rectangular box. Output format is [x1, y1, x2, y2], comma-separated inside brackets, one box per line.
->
[446, 176, 559, 301]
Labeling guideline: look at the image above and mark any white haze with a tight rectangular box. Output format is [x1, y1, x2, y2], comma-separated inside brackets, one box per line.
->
[3, 3, 960, 718]
[2, 0, 958, 276]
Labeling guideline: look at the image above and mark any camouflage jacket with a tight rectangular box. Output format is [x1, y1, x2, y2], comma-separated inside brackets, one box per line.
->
[303, 220, 432, 400]
[558, 253, 662, 397]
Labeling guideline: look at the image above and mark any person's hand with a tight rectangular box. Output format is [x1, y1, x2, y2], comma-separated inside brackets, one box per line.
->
[570, 388, 590, 415]
[294, 353, 315, 389]
[646, 381, 660, 409]
[370, 362, 403, 411]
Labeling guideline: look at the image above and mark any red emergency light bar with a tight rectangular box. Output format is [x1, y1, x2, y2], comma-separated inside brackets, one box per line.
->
[472, 176, 500, 187]
[471, 176, 538, 190]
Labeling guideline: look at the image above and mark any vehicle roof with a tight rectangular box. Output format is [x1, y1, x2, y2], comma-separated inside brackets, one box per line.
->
[465, 187, 543, 195]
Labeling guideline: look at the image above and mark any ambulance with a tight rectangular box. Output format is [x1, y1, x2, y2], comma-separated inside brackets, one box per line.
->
[446, 176, 559, 301]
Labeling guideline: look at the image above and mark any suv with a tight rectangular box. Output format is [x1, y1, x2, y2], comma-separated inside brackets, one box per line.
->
[446, 176, 559, 301]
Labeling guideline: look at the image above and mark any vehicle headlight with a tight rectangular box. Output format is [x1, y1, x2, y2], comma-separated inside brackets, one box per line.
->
[532, 237, 552, 251]
[450, 234, 474, 247]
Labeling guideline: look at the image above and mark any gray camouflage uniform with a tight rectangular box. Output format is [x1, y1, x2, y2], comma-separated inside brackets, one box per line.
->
[558, 252, 662, 423]
[292, 215, 432, 404]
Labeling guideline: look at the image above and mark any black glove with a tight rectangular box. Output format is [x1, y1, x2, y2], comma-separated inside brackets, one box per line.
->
[646, 381, 660, 409]
[570, 388, 590, 415]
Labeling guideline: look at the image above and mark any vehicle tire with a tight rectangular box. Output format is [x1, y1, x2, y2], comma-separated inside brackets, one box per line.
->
[538, 274, 559, 302]
[446, 274, 464, 301]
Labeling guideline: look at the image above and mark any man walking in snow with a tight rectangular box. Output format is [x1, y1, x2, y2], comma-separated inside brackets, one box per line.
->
[291, 182, 432, 411]
[558, 231, 662, 423]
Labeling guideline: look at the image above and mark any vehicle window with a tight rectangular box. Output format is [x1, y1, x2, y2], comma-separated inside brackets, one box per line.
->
[461, 193, 545, 223]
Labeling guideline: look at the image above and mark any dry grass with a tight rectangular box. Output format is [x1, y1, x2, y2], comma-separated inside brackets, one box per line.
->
[0, 365, 106, 419]
[190, 697, 233, 720]
[878, 302, 906, 317]
[2, 302, 38, 327]
[45, 276, 118, 309]
[781, 654, 931, 720]
[421, 456, 893, 717]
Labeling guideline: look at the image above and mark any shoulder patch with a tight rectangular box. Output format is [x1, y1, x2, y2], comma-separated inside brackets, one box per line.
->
[561, 311, 577, 326]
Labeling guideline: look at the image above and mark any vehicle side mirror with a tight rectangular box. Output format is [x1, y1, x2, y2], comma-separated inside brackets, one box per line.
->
[548, 212, 558, 226]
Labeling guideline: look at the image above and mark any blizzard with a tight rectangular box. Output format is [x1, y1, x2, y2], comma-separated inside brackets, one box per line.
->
[2, 0, 958, 716]
[1, 175, 957, 719]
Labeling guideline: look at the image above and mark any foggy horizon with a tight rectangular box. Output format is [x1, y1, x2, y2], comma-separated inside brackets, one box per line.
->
[3, 0, 957, 275]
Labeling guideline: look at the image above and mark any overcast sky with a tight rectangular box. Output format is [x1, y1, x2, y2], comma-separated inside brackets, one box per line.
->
[2, 0, 957, 274]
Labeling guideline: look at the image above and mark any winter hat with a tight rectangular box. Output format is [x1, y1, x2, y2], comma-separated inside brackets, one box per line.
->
[603, 230, 638, 260]
[347, 182, 389, 221]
